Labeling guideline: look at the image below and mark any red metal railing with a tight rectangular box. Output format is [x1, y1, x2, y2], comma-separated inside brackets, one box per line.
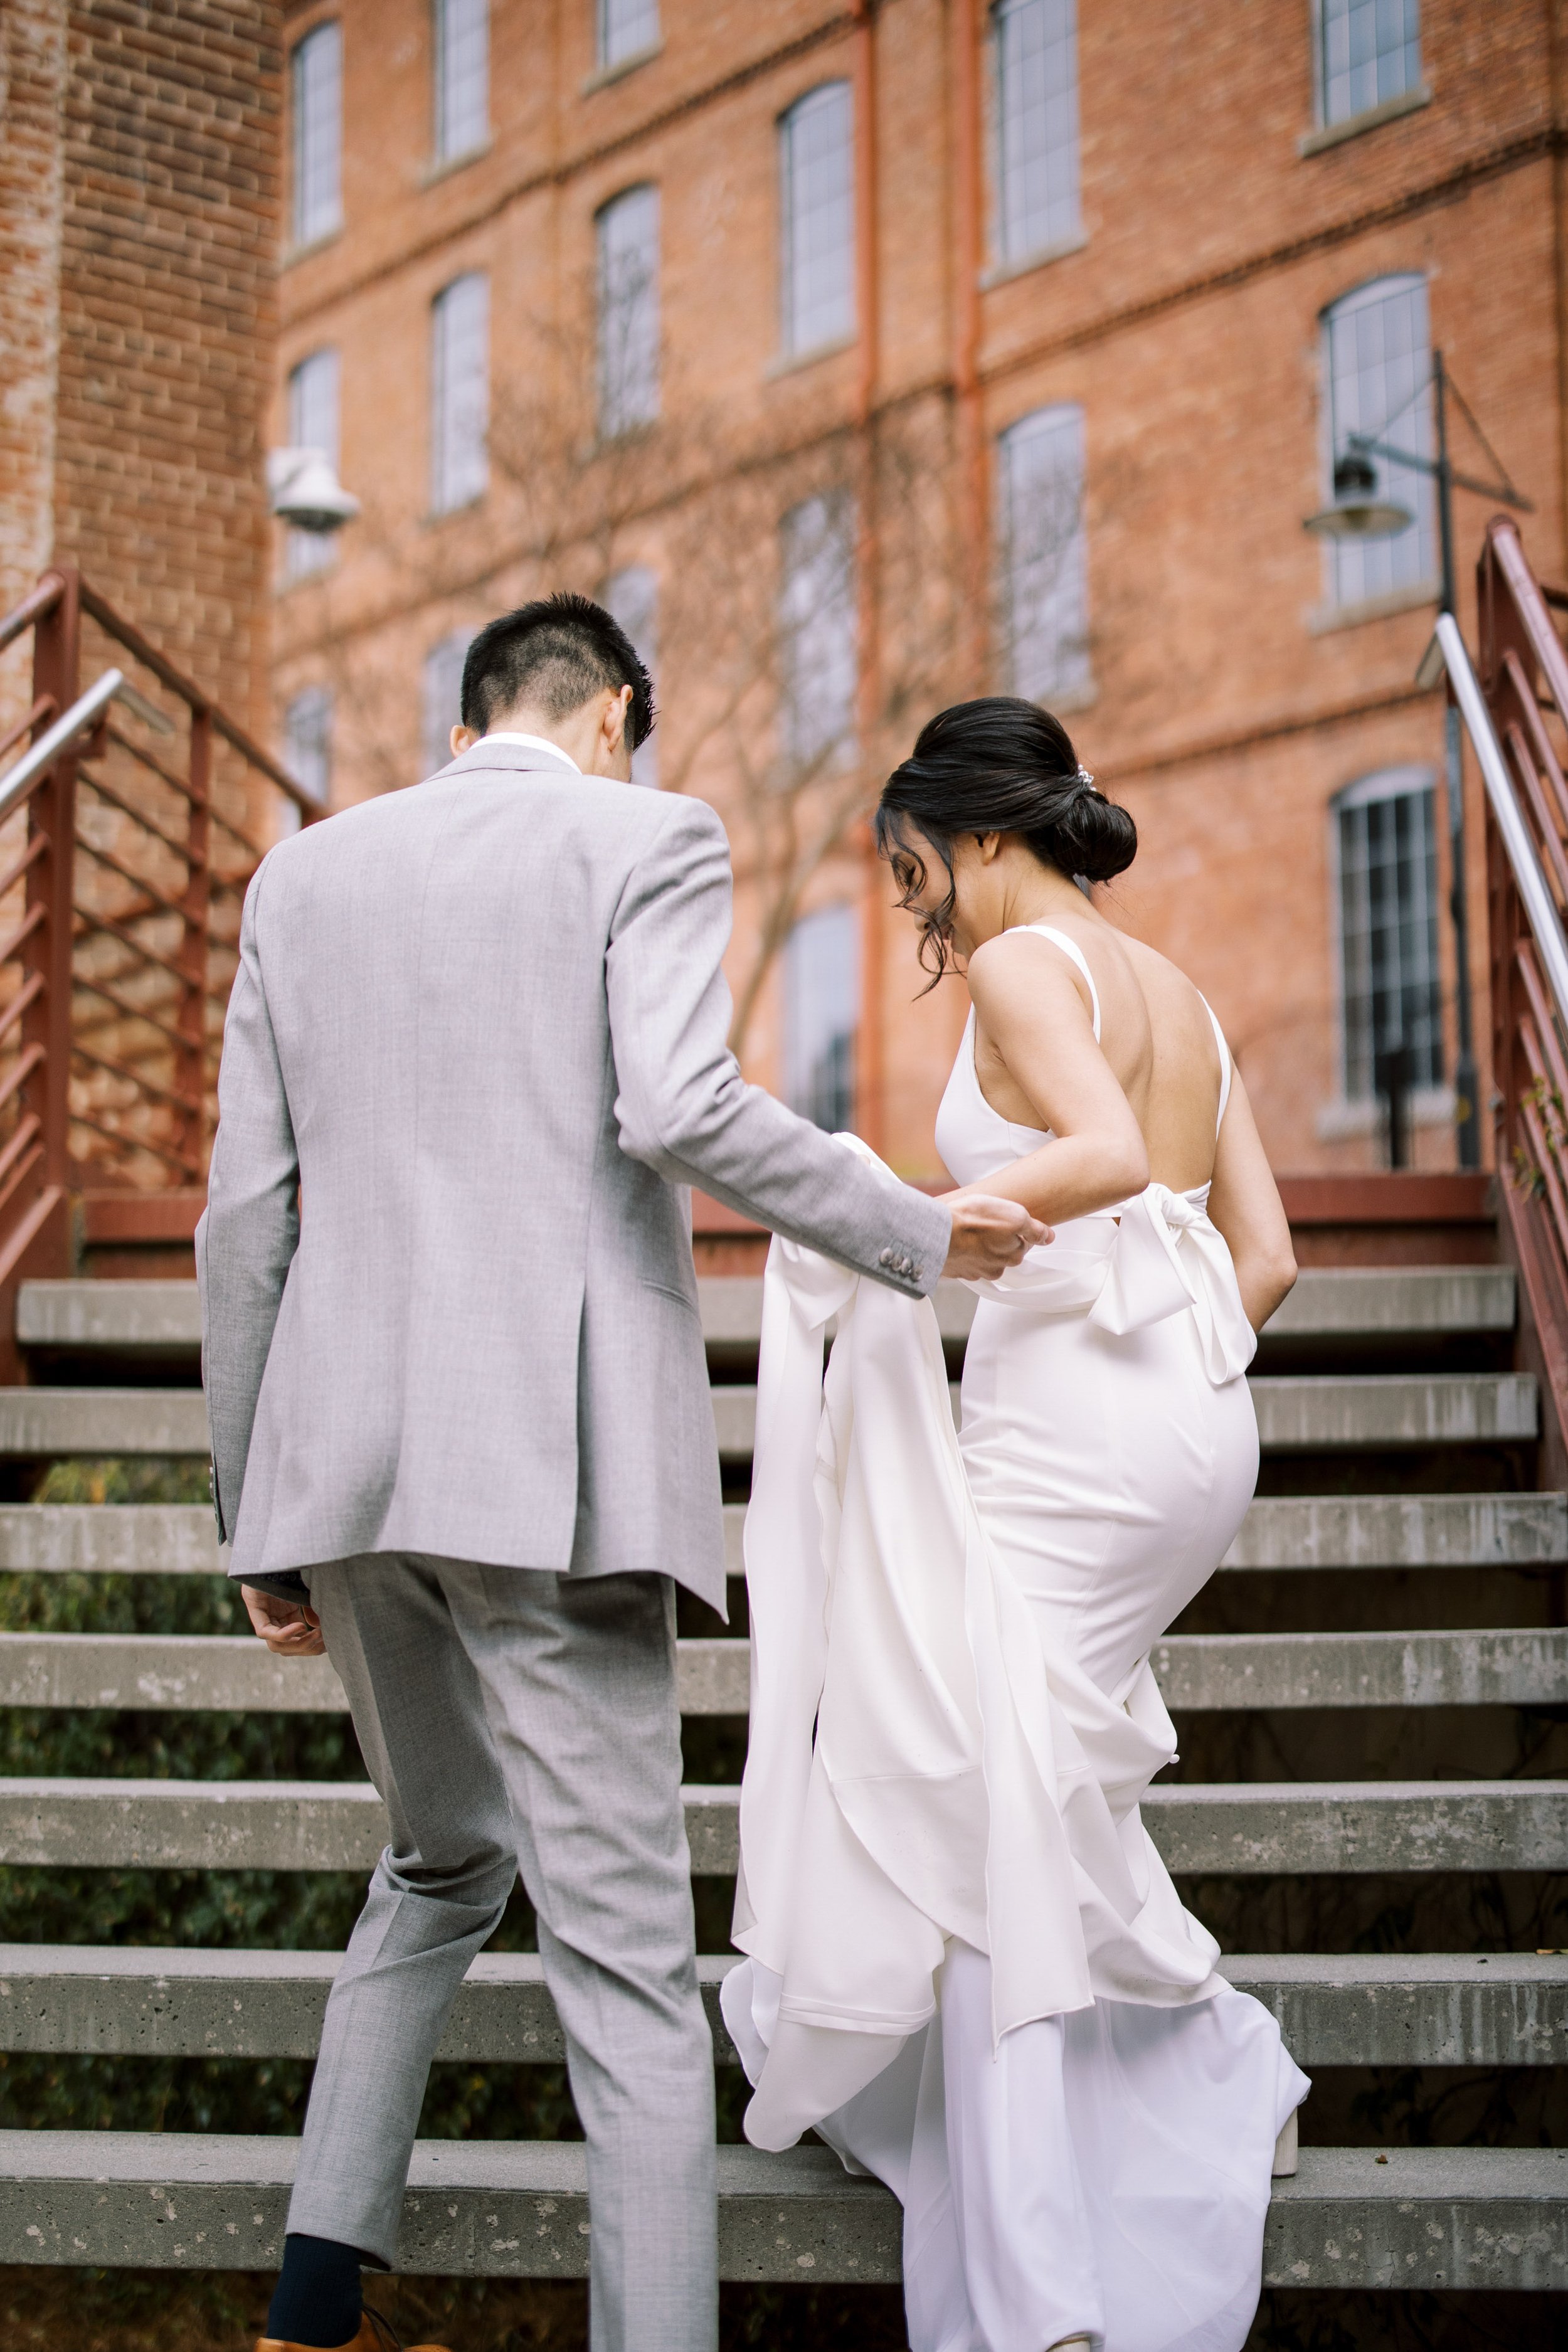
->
[1469, 519, 1568, 1446]
[0, 568, 312, 1353]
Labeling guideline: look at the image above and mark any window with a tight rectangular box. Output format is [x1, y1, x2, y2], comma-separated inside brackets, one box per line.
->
[1323, 273, 1434, 610]
[995, 0, 1080, 265]
[284, 349, 341, 581]
[597, 186, 660, 437]
[999, 403, 1088, 701]
[604, 565, 659, 786]
[284, 686, 334, 808]
[431, 273, 489, 513]
[779, 83, 854, 359]
[785, 904, 859, 1134]
[780, 494, 857, 772]
[421, 629, 474, 773]
[1335, 766, 1441, 1099]
[291, 22, 342, 246]
[598, 0, 659, 71]
[1317, 0, 1422, 129]
[434, 0, 488, 162]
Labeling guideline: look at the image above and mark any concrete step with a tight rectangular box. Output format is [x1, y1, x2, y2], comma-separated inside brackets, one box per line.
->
[0, 1503, 220, 1574]
[0, 1370, 1538, 1466]
[1218, 1491, 1568, 1570]
[18, 1265, 1517, 1356]
[1147, 1627, 1568, 1709]
[0, 1492, 1559, 1582]
[0, 2132, 1558, 2286]
[712, 1373, 1539, 1462]
[0, 1946, 1559, 2070]
[0, 1627, 1558, 1715]
[0, 1777, 1558, 1877]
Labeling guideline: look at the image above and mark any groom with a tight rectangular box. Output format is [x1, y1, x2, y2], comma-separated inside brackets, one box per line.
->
[198, 592, 1042, 2352]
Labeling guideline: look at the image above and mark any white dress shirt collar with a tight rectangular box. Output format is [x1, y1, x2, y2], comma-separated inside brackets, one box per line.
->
[480, 731, 582, 775]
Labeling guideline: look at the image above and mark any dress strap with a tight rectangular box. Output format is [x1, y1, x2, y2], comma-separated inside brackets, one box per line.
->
[1200, 995, 1231, 1135]
[1011, 923, 1101, 1042]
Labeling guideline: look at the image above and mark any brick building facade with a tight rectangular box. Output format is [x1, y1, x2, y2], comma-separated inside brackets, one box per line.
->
[0, 0, 282, 740]
[270, 0, 1564, 1177]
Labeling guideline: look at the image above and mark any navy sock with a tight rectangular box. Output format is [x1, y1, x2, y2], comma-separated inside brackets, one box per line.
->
[265, 2232, 368, 2347]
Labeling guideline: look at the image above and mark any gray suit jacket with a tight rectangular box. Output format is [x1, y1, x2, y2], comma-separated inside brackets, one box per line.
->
[197, 741, 950, 1611]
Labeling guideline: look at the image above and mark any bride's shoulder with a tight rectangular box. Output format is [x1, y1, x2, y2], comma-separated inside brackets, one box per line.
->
[966, 924, 1098, 1019]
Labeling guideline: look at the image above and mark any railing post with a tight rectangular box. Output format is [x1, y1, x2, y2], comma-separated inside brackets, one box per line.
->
[23, 569, 79, 1214]
[177, 706, 213, 1172]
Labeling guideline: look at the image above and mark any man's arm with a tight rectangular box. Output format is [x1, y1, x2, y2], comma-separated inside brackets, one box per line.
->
[196, 861, 300, 1546]
[607, 798, 1034, 1293]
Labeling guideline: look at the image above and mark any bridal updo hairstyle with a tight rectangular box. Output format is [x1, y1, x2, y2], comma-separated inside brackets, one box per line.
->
[875, 696, 1136, 984]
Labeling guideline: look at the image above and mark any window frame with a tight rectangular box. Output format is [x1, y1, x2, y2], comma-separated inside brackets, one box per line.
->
[1330, 762, 1443, 1103]
[778, 81, 856, 364]
[783, 902, 861, 1135]
[596, 183, 662, 440]
[432, 0, 489, 166]
[283, 347, 341, 583]
[290, 20, 343, 250]
[429, 271, 490, 517]
[1311, 0, 1423, 134]
[997, 400, 1091, 705]
[1319, 270, 1437, 617]
[990, 0, 1083, 275]
[778, 490, 859, 776]
[597, 0, 661, 74]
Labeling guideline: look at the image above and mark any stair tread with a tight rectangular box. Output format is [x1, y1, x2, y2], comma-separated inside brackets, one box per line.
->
[16, 1266, 1520, 1349]
[0, 1626, 1558, 1714]
[0, 2132, 1557, 2287]
[4, 1495, 1563, 1577]
[0, 1776, 1557, 1876]
[0, 1946, 1557, 2069]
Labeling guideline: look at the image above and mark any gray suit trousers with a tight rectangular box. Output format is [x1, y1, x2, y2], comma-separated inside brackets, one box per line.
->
[291, 1557, 716, 2352]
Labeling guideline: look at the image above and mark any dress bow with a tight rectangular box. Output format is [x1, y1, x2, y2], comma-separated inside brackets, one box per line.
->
[1089, 1184, 1257, 1385]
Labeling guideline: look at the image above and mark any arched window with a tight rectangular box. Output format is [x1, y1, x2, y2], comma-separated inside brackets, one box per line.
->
[604, 565, 660, 786]
[1322, 273, 1434, 610]
[430, 272, 489, 512]
[433, 0, 488, 163]
[997, 402, 1088, 701]
[786, 904, 859, 1134]
[284, 349, 340, 581]
[994, 0, 1080, 265]
[1333, 765, 1441, 1099]
[597, 186, 661, 437]
[290, 21, 342, 246]
[779, 83, 854, 359]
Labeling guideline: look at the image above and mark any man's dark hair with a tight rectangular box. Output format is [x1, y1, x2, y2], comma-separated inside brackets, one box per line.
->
[460, 592, 656, 749]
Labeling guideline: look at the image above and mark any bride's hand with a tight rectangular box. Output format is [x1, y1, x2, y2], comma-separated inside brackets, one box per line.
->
[940, 1190, 1052, 1279]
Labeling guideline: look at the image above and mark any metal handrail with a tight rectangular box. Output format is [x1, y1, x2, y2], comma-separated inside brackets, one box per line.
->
[1421, 612, 1568, 1037]
[0, 668, 172, 830]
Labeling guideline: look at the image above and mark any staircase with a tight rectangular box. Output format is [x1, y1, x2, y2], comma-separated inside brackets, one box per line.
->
[0, 1248, 1562, 2298]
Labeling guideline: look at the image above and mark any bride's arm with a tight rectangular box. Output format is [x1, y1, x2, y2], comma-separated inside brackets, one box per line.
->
[1204, 1066, 1297, 1331]
[953, 935, 1150, 1224]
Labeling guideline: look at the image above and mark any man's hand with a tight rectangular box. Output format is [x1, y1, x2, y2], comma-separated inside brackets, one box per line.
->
[940, 1190, 1052, 1280]
[242, 1584, 325, 1658]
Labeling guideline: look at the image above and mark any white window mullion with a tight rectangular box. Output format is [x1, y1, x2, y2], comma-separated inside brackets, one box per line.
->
[995, 0, 1080, 265]
[1318, 0, 1422, 128]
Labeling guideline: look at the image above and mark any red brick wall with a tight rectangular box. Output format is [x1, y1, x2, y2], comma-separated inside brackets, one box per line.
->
[0, 0, 68, 712]
[272, 0, 1564, 1176]
[49, 1, 282, 736]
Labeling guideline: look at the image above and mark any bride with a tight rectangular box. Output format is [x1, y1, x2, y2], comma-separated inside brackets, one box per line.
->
[724, 697, 1310, 2352]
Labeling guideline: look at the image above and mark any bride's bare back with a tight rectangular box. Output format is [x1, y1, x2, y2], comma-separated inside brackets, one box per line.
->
[972, 915, 1226, 1195]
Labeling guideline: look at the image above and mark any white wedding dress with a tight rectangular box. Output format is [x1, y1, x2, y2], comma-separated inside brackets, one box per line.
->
[723, 924, 1309, 2352]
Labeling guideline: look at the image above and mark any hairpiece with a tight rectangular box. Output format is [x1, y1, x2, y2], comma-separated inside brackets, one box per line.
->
[1073, 765, 1096, 790]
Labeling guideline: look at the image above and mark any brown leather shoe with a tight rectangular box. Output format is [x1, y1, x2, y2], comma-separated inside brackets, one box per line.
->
[255, 2308, 451, 2352]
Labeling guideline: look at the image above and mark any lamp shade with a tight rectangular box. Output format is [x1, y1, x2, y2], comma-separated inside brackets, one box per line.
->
[267, 447, 360, 533]
[1303, 448, 1414, 543]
